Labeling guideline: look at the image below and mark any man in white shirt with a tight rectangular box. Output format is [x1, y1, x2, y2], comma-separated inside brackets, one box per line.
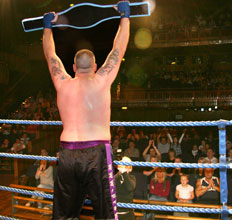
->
[204, 148, 218, 163]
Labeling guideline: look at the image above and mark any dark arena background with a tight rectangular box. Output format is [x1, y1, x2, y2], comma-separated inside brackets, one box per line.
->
[1, 0, 232, 219]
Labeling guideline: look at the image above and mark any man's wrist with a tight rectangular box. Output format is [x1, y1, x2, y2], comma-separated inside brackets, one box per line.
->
[117, 1, 130, 18]
[43, 13, 55, 29]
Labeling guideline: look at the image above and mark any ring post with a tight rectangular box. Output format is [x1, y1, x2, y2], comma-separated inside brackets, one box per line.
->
[218, 120, 228, 220]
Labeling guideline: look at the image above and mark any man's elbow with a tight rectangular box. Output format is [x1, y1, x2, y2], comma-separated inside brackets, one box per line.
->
[44, 51, 55, 63]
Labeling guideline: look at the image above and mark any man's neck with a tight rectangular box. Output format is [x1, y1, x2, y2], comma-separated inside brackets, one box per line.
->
[75, 72, 94, 79]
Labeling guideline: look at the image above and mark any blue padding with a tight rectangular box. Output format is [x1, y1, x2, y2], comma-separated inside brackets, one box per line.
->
[219, 126, 228, 206]
[221, 205, 229, 220]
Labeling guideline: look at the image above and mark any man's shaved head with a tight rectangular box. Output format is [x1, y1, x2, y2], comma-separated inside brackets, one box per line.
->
[74, 49, 95, 73]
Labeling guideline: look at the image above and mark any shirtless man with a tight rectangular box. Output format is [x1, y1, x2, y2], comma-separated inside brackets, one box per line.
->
[42, 2, 130, 220]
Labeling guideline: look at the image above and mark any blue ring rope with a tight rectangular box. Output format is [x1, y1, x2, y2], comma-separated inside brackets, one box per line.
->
[0, 216, 19, 220]
[0, 153, 58, 161]
[0, 186, 53, 199]
[117, 202, 223, 214]
[0, 153, 229, 169]
[1, 119, 232, 126]
[0, 186, 229, 214]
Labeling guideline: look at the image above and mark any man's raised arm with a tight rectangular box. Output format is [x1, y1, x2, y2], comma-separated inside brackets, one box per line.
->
[96, 2, 130, 84]
[42, 13, 70, 90]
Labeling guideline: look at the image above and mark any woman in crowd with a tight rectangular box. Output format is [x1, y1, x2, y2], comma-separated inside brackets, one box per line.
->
[25, 160, 54, 209]
[144, 168, 170, 220]
[149, 167, 170, 201]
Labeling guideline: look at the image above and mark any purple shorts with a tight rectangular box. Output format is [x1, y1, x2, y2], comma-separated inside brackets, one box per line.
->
[53, 140, 118, 220]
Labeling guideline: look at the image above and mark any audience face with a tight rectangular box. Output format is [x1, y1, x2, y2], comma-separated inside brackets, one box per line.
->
[200, 145, 206, 153]
[206, 149, 214, 159]
[180, 175, 189, 186]
[185, 134, 191, 140]
[129, 141, 135, 149]
[152, 133, 157, 139]
[204, 168, 214, 179]
[118, 131, 124, 138]
[40, 160, 47, 171]
[150, 156, 158, 162]
[193, 144, 198, 151]
[175, 157, 181, 163]
[112, 139, 119, 148]
[118, 156, 132, 173]
[161, 137, 167, 144]
[173, 137, 178, 143]
[175, 157, 182, 170]
[149, 148, 156, 156]
[198, 158, 204, 164]
[3, 139, 9, 145]
[205, 143, 210, 150]
[156, 169, 165, 179]
[169, 150, 175, 158]
[226, 142, 232, 150]
[228, 149, 232, 158]
[132, 129, 137, 135]
[41, 149, 48, 156]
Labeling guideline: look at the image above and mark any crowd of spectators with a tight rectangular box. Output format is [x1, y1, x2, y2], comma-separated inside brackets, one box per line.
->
[0, 124, 31, 154]
[148, 70, 232, 89]
[0, 89, 60, 154]
[8, 89, 59, 121]
[151, 3, 232, 35]
[1, 86, 232, 214]
[111, 125, 232, 214]
[13, 124, 229, 215]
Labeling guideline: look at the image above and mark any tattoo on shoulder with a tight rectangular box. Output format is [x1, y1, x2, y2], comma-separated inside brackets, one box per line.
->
[50, 57, 68, 80]
[98, 48, 119, 76]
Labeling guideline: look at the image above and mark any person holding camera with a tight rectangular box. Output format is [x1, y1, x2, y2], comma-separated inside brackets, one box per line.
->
[25, 160, 54, 209]
[115, 156, 136, 220]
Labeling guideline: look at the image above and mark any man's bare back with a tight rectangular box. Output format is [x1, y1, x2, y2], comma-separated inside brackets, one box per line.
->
[57, 75, 111, 141]
[42, 4, 130, 219]
[43, 14, 129, 143]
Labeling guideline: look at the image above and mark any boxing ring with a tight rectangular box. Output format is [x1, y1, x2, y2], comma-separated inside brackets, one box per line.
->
[0, 119, 232, 220]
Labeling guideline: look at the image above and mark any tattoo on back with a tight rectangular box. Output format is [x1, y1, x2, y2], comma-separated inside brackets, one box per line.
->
[98, 48, 119, 76]
[50, 57, 67, 80]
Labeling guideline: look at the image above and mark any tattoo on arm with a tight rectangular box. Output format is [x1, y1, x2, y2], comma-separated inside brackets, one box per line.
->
[98, 49, 119, 76]
[50, 57, 67, 80]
